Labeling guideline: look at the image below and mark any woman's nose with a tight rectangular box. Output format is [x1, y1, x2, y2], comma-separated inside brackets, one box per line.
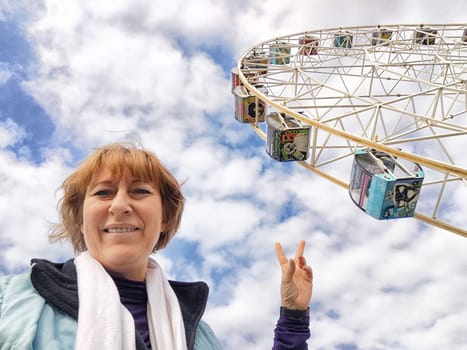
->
[109, 190, 132, 216]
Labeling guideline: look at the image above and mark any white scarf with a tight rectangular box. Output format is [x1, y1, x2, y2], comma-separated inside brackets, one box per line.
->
[74, 252, 187, 350]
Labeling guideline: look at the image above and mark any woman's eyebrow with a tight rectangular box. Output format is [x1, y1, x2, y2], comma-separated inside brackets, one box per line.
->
[88, 180, 115, 188]
[129, 178, 152, 184]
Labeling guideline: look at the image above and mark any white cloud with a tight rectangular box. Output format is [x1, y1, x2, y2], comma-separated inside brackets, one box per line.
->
[182, 196, 264, 249]
[0, 118, 26, 148]
[0, 149, 73, 271]
[0, 63, 14, 84]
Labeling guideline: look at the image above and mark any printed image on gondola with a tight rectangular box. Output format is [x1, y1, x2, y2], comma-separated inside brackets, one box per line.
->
[349, 148, 424, 220]
[265, 112, 311, 162]
[233, 86, 266, 123]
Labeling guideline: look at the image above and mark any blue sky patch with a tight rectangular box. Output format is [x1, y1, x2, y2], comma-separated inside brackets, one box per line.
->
[0, 17, 55, 163]
[0, 19, 33, 69]
[0, 77, 55, 162]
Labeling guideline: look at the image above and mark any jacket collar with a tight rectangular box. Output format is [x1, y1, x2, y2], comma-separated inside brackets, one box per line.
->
[30, 258, 208, 350]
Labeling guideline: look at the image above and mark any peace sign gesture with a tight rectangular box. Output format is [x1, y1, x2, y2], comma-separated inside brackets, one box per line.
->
[275, 240, 313, 310]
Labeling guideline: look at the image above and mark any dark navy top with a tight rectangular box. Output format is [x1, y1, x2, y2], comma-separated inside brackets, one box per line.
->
[111, 274, 151, 348]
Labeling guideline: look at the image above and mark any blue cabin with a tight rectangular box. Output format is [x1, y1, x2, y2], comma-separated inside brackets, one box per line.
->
[349, 148, 424, 219]
[334, 31, 353, 48]
[269, 42, 292, 65]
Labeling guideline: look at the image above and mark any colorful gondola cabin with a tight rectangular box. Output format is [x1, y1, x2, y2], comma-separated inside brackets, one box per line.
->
[349, 148, 424, 219]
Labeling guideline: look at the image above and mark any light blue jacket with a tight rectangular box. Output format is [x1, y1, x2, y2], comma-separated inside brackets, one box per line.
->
[0, 264, 222, 350]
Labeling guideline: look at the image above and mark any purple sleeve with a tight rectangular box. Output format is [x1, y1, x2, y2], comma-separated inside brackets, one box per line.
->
[272, 307, 310, 350]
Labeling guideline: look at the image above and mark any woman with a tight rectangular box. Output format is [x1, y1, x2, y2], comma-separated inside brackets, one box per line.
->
[0, 143, 312, 349]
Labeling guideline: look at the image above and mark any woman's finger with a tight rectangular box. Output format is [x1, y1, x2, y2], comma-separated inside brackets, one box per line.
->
[294, 240, 306, 260]
[275, 242, 289, 266]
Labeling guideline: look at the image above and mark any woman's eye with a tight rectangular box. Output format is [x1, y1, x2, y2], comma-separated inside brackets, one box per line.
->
[93, 189, 113, 197]
[133, 188, 151, 195]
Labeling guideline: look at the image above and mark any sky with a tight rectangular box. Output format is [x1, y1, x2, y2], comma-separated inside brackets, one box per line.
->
[0, 1, 466, 349]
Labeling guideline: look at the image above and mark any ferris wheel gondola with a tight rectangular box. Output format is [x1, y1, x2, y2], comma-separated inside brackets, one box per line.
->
[349, 148, 424, 219]
[232, 23, 467, 237]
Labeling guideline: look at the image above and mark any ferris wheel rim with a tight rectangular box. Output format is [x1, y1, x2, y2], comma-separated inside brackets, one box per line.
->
[234, 23, 467, 237]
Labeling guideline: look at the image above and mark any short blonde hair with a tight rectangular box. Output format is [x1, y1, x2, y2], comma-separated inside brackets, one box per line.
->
[49, 143, 184, 252]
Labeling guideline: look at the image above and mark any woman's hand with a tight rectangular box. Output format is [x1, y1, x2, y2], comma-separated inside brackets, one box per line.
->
[275, 240, 313, 310]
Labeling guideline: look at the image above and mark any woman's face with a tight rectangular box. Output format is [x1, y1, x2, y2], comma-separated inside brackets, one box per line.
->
[81, 167, 165, 280]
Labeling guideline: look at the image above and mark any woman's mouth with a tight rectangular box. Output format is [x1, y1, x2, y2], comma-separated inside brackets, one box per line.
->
[103, 227, 139, 233]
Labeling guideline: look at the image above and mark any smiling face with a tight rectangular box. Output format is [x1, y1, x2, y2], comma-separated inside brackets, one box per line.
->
[81, 167, 166, 280]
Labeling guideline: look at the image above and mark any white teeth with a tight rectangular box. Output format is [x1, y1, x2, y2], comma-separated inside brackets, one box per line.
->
[105, 227, 136, 233]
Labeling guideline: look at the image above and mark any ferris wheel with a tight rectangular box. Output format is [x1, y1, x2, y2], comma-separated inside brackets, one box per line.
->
[232, 24, 467, 238]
